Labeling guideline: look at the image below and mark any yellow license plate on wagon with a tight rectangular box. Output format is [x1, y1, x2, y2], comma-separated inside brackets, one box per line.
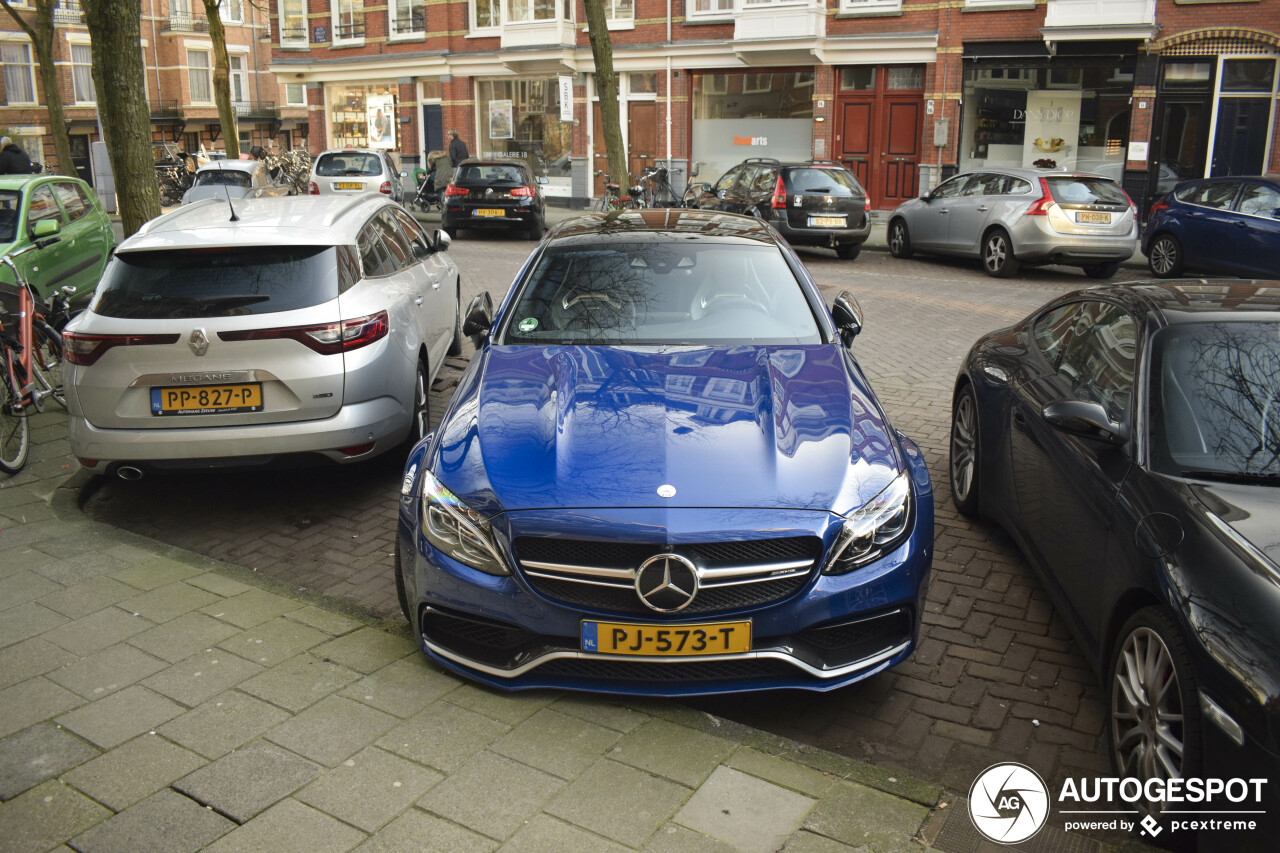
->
[334, 182, 363, 190]
[473, 208, 505, 217]
[581, 620, 751, 656]
[150, 383, 263, 416]
[1077, 211, 1112, 224]
[809, 216, 846, 227]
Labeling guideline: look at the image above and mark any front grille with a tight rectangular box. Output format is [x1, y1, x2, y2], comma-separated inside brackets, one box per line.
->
[420, 607, 541, 668]
[795, 609, 913, 667]
[536, 657, 798, 683]
[528, 575, 809, 616]
[515, 536, 817, 568]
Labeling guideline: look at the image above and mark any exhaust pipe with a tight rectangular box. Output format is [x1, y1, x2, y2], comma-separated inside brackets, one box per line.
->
[116, 466, 145, 481]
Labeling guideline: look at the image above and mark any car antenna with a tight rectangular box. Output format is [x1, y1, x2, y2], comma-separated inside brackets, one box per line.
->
[215, 160, 239, 222]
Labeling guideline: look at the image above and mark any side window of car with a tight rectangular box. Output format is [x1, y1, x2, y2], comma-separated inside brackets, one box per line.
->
[72, 182, 96, 214]
[714, 167, 741, 193]
[1056, 301, 1138, 425]
[391, 208, 432, 257]
[336, 244, 362, 293]
[54, 182, 88, 222]
[357, 223, 396, 278]
[932, 175, 972, 199]
[27, 185, 61, 232]
[1005, 177, 1033, 195]
[373, 211, 413, 270]
[1189, 182, 1241, 209]
[1237, 183, 1280, 219]
[751, 168, 777, 195]
[1032, 303, 1084, 370]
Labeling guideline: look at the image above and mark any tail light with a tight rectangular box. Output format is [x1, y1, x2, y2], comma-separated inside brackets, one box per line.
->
[510, 186, 535, 198]
[379, 181, 392, 195]
[445, 185, 469, 197]
[1120, 187, 1137, 217]
[771, 175, 787, 209]
[308, 182, 319, 195]
[1149, 196, 1170, 218]
[1024, 177, 1056, 216]
[218, 310, 389, 355]
[864, 198, 871, 213]
[63, 332, 180, 366]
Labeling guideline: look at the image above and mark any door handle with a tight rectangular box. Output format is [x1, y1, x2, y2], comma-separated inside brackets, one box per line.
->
[939, 208, 950, 214]
[1014, 410, 1026, 426]
[432, 281, 441, 289]
[1233, 220, 1248, 228]
[976, 206, 989, 212]
[415, 297, 424, 305]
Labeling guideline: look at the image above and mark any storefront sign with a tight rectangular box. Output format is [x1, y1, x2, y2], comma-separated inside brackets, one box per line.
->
[558, 76, 574, 123]
[1128, 141, 1149, 162]
[1021, 91, 1082, 169]
[733, 136, 768, 147]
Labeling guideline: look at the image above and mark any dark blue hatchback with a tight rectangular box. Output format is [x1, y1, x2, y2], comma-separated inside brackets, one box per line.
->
[1144, 176, 1280, 279]
[395, 210, 933, 696]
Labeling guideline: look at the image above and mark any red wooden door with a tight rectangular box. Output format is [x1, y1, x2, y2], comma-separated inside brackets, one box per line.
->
[880, 99, 922, 207]
[835, 67, 924, 210]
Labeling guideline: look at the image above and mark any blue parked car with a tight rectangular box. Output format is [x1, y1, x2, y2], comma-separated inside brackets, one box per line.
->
[1144, 176, 1280, 279]
[395, 209, 933, 696]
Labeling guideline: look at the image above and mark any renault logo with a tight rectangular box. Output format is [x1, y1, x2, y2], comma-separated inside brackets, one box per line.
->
[188, 328, 209, 357]
[635, 553, 699, 612]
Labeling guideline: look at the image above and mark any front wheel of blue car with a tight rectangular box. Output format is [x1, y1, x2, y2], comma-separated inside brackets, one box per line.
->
[950, 384, 980, 517]
[394, 539, 412, 623]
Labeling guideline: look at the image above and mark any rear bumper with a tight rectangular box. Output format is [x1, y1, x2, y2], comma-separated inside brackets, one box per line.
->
[770, 213, 871, 248]
[443, 203, 540, 229]
[1011, 220, 1138, 264]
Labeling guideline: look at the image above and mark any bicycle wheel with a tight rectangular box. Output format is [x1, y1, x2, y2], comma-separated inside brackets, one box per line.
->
[0, 357, 30, 474]
[32, 320, 66, 410]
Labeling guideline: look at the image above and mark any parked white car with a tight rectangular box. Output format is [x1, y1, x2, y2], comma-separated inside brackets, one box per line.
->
[182, 160, 293, 205]
[309, 148, 405, 204]
[64, 195, 462, 478]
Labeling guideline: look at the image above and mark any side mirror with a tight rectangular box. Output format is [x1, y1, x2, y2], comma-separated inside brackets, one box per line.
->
[32, 218, 60, 238]
[831, 290, 863, 346]
[536, 176, 549, 185]
[433, 229, 451, 251]
[461, 291, 494, 345]
[399, 171, 407, 179]
[1042, 400, 1128, 445]
[690, 161, 701, 178]
[715, 189, 727, 200]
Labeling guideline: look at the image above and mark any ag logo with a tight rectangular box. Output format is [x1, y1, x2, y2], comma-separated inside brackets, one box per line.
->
[968, 762, 1050, 844]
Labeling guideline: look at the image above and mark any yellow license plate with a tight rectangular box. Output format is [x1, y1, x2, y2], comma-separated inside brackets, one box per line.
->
[151, 383, 263, 416]
[581, 620, 751, 656]
[1077, 211, 1112, 224]
[334, 182, 363, 190]
[473, 208, 505, 217]
[809, 216, 846, 227]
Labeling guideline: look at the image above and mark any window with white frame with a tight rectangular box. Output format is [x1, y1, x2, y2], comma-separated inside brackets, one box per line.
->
[687, 0, 732, 17]
[228, 54, 248, 105]
[390, 0, 424, 35]
[285, 83, 307, 106]
[281, 0, 308, 44]
[221, 0, 244, 23]
[607, 0, 633, 21]
[187, 48, 212, 104]
[70, 42, 95, 104]
[506, 0, 558, 24]
[332, 0, 366, 42]
[471, 0, 500, 29]
[965, 0, 1021, 6]
[1, 42, 37, 104]
[840, 0, 901, 12]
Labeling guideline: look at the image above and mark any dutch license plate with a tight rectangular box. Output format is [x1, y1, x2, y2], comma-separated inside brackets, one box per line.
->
[1077, 211, 1112, 224]
[809, 216, 846, 228]
[334, 182, 363, 190]
[473, 208, 505, 217]
[150, 383, 263, 416]
[581, 620, 751, 656]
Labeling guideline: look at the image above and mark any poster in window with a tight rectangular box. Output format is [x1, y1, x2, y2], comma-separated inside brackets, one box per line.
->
[489, 99, 514, 139]
[367, 93, 395, 149]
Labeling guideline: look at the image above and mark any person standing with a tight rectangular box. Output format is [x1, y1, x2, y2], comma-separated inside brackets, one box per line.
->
[448, 128, 469, 167]
[0, 137, 37, 175]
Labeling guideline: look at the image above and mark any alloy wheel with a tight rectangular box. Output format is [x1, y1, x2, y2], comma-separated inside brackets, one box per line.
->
[1150, 236, 1180, 277]
[950, 390, 977, 507]
[1111, 626, 1185, 785]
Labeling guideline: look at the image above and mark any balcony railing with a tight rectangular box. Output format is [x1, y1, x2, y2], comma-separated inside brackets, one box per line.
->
[393, 13, 425, 35]
[334, 22, 365, 40]
[280, 24, 308, 42]
[165, 14, 210, 33]
[150, 100, 182, 120]
[233, 100, 277, 118]
[53, 1, 83, 23]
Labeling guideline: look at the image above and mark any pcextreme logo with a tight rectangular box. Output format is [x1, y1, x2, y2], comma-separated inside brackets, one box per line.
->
[968, 762, 1050, 844]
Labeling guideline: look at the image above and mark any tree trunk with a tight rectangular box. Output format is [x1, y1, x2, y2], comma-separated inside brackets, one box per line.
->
[82, 0, 160, 236]
[203, 0, 239, 159]
[0, 0, 76, 177]
[582, 0, 628, 202]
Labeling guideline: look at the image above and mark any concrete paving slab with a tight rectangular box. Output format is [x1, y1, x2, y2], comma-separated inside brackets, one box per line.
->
[295, 745, 443, 832]
[0, 570, 63, 611]
[545, 757, 691, 847]
[675, 766, 817, 853]
[726, 747, 840, 798]
[352, 808, 498, 853]
[610, 718, 737, 788]
[0, 723, 100, 801]
[110, 558, 202, 591]
[237, 652, 361, 713]
[310, 627, 416, 674]
[35, 575, 139, 620]
[68, 787, 233, 853]
[173, 740, 321, 823]
[127, 612, 242, 663]
[442, 683, 556, 726]
[199, 588, 305, 629]
[32, 550, 131, 586]
[780, 831, 870, 853]
[551, 694, 649, 733]
[217, 617, 331, 667]
[157, 690, 292, 760]
[47, 643, 169, 700]
[0, 677, 85, 739]
[141, 649, 264, 708]
[54, 685, 185, 750]
[120, 581, 222, 624]
[283, 606, 361, 635]
[184, 572, 253, 598]
[44, 606, 154, 657]
[0, 637, 77, 690]
[339, 657, 461, 719]
[498, 813, 630, 853]
[491, 708, 623, 781]
[0, 602, 69, 650]
[265, 694, 399, 767]
[416, 750, 563, 841]
[0, 778, 112, 853]
[201, 798, 367, 853]
[377, 700, 510, 773]
[61, 733, 206, 811]
[643, 823, 741, 853]
[802, 779, 931, 852]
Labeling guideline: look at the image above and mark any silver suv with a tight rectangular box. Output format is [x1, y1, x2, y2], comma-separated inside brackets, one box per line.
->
[887, 168, 1137, 278]
[309, 148, 405, 204]
[64, 195, 461, 478]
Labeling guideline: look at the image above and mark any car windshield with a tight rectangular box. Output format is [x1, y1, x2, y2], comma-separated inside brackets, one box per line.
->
[1046, 176, 1129, 206]
[1150, 321, 1280, 479]
[315, 153, 382, 177]
[456, 164, 525, 184]
[502, 241, 823, 346]
[0, 190, 19, 242]
[193, 170, 252, 188]
[786, 167, 861, 196]
[93, 246, 340, 319]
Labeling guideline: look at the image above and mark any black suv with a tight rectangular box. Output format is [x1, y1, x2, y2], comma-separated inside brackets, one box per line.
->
[685, 159, 871, 259]
[442, 158, 547, 241]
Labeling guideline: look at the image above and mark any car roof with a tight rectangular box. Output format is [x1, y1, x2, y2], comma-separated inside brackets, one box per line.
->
[1076, 280, 1280, 323]
[317, 148, 385, 156]
[547, 209, 780, 245]
[195, 160, 261, 174]
[120, 195, 392, 251]
[0, 174, 65, 191]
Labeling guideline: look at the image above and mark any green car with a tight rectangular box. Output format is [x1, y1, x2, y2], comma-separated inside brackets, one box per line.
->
[0, 173, 116, 301]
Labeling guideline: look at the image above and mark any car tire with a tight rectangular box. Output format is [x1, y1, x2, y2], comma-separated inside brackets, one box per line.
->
[394, 538, 412, 624]
[836, 243, 861, 260]
[1148, 233, 1184, 278]
[447, 280, 465, 357]
[409, 357, 430, 445]
[949, 383, 980, 517]
[444, 226, 457, 240]
[525, 217, 542, 241]
[1108, 607, 1202, 819]
[888, 219, 913, 259]
[1082, 262, 1121, 279]
[982, 229, 1020, 278]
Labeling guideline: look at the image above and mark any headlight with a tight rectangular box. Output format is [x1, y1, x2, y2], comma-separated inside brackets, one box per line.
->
[419, 470, 510, 576]
[823, 473, 912, 575]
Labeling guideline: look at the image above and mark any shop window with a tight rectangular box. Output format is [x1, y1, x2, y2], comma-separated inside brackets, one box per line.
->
[742, 74, 773, 94]
[477, 78, 573, 180]
[1163, 62, 1212, 87]
[187, 49, 212, 105]
[281, 0, 308, 45]
[1222, 59, 1276, 92]
[10, 134, 43, 168]
[390, 0, 425, 36]
[472, 0, 500, 29]
[328, 84, 399, 149]
[687, 0, 732, 18]
[1, 42, 36, 104]
[840, 68, 874, 91]
[332, 0, 366, 42]
[71, 42, 95, 104]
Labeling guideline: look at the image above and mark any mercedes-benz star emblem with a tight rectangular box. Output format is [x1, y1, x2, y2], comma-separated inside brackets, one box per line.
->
[635, 554, 699, 612]
[188, 328, 209, 357]
[657, 484, 676, 498]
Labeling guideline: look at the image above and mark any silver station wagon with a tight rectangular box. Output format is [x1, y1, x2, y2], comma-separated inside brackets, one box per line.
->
[64, 195, 461, 478]
[887, 167, 1138, 279]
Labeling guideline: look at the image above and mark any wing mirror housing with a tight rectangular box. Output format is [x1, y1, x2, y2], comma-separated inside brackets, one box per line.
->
[1042, 400, 1128, 445]
[689, 161, 701, 178]
[461, 291, 494, 346]
[831, 290, 864, 346]
[536, 176, 549, 185]
[432, 228, 452, 252]
[32, 218, 60, 238]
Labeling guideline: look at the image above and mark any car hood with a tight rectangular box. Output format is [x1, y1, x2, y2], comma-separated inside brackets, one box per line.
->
[432, 344, 901, 516]
[1193, 481, 1280, 567]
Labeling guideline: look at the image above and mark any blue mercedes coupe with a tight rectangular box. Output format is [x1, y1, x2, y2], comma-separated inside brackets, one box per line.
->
[395, 209, 933, 696]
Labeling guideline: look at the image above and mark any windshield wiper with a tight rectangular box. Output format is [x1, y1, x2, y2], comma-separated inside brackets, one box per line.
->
[1181, 470, 1280, 486]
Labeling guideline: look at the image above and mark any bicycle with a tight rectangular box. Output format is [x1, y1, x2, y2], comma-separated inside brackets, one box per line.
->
[0, 224, 64, 473]
[593, 170, 638, 212]
[633, 164, 683, 208]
